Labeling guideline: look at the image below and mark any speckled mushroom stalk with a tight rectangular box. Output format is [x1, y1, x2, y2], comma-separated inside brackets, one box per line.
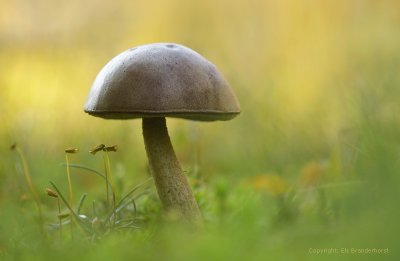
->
[142, 117, 201, 221]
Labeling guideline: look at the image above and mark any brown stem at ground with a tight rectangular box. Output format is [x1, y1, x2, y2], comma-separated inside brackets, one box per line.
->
[142, 117, 202, 223]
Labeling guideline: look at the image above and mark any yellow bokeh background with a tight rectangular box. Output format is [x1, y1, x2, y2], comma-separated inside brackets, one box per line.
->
[1, 0, 399, 181]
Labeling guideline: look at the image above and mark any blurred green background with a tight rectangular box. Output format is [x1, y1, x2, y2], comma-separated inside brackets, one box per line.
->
[0, 0, 399, 260]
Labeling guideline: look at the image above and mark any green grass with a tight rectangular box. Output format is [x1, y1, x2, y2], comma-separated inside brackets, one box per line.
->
[1, 118, 399, 260]
[2, 73, 400, 260]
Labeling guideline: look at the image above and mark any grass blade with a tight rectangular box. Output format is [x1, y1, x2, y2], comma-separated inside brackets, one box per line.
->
[60, 163, 105, 179]
[77, 193, 87, 215]
[116, 178, 153, 209]
[107, 190, 149, 222]
[61, 163, 115, 205]
[49, 181, 91, 233]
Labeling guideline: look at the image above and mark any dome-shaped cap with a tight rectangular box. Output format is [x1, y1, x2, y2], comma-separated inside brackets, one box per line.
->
[84, 43, 240, 121]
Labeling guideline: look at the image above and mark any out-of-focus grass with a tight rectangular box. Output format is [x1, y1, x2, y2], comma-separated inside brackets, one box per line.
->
[1, 0, 400, 260]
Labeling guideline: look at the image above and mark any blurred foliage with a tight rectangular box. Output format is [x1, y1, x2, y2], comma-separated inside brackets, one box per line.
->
[1, 0, 400, 260]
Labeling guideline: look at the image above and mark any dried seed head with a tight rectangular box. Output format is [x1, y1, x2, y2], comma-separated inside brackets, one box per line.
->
[58, 213, 70, 219]
[65, 148, 79, 154]
[104, 145, 118, 152]
[45, 188, 58, 198]
[90, 144, 105, 155]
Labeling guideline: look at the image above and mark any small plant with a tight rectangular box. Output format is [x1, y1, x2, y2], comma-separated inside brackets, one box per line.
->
[64, 147, 79, 236]
[46, 144, 153, 241]
[46, 188, 62, 238]
[89, 144, 118, 208]
[10, 143, 44, 236]
[48, 178, 152, 240]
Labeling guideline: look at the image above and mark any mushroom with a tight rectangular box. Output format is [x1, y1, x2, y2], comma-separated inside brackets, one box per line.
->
[84, 43, 240, 222]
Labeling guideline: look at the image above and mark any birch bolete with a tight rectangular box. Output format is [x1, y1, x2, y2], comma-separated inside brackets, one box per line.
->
[84, 43, 240, 222]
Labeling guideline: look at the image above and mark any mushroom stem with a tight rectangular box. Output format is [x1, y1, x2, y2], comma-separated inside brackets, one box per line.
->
[142, 117, 202, 222]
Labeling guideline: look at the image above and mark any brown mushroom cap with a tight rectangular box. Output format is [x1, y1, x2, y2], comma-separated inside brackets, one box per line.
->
[84, 43, 240, 121]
